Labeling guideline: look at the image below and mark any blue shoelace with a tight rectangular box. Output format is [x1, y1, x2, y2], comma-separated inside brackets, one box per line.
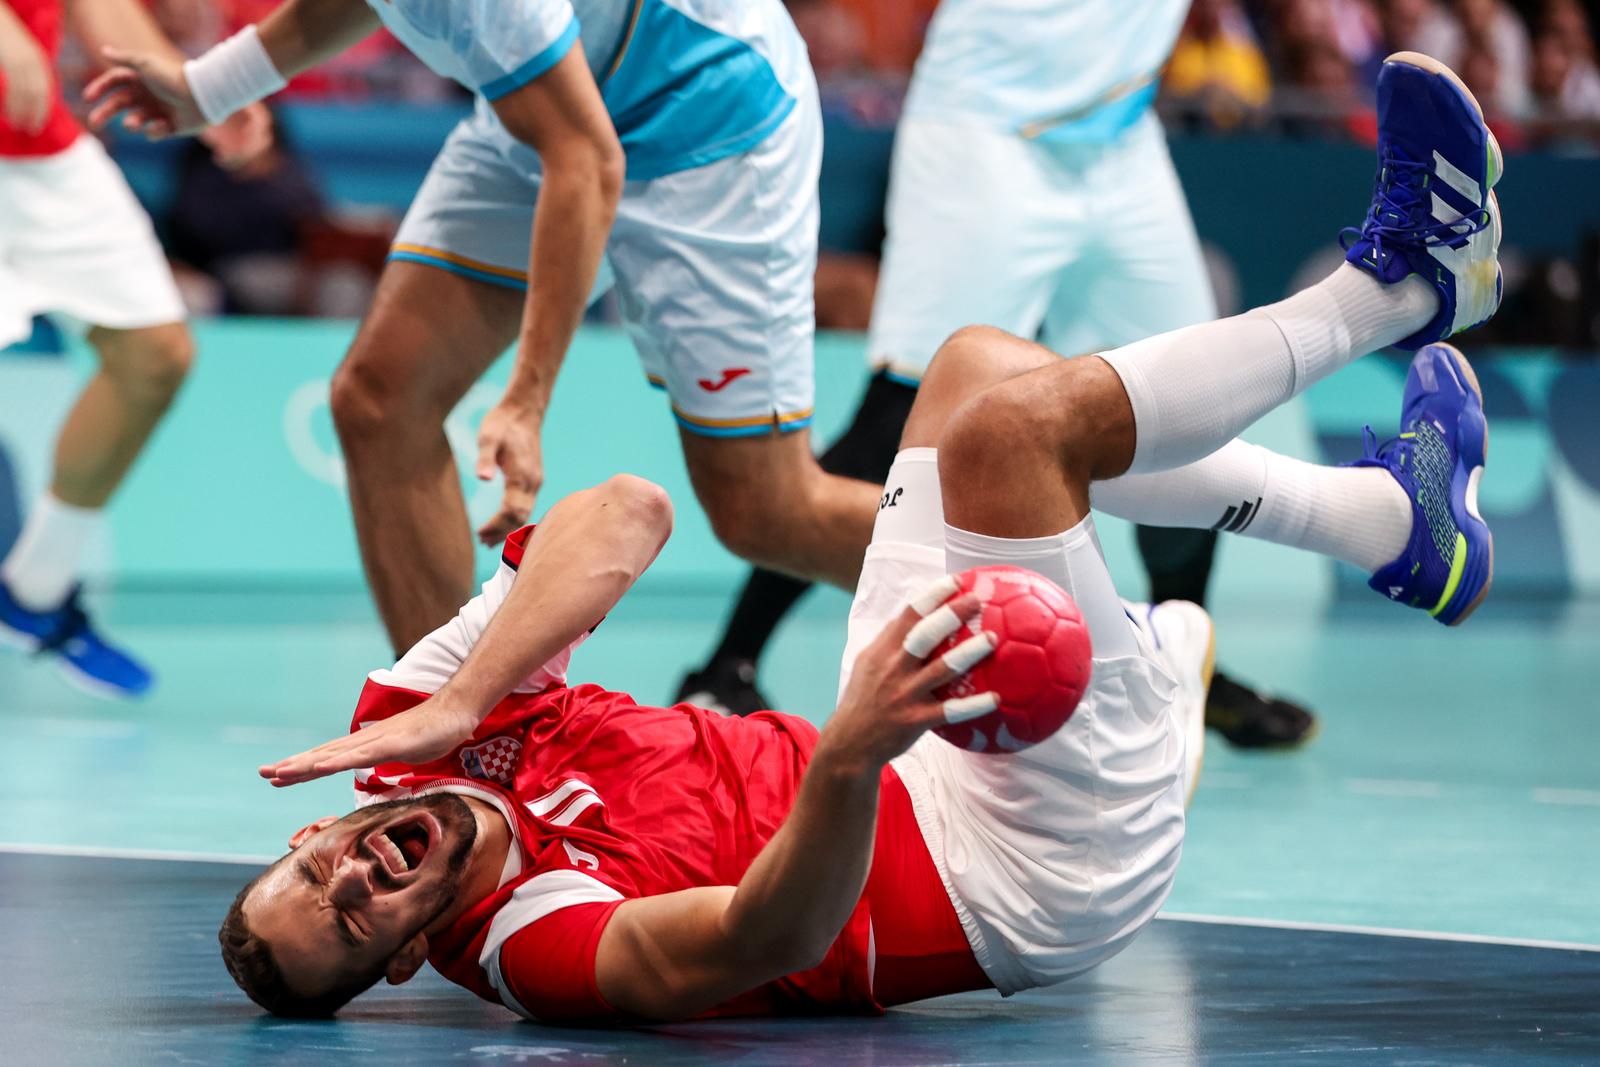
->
[1339, 152, 1490, 262]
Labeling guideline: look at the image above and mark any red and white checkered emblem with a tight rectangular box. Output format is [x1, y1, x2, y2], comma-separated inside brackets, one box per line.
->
[459, 736, 522, 784]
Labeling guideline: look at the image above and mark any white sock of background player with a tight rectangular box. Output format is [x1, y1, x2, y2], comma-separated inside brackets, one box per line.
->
[1, 493, 102, 611]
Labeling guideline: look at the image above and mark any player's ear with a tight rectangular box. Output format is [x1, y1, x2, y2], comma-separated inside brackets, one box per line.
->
[288, 817, 339, 849]
[385, 933, 429, 985]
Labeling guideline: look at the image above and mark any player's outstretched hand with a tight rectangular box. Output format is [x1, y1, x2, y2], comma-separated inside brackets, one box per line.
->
[0, 36, 54, 135]
[476, 399, 545, 546]
[84, 47, 204, 140]
[824, 576, 998, 768]
[259, 695, 482, 787]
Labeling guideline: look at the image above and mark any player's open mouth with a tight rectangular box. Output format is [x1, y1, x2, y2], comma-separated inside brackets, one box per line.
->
[363, 813, 437, 883]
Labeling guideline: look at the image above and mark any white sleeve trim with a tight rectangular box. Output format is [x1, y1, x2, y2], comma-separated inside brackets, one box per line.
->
[479, 869, 624, 1016]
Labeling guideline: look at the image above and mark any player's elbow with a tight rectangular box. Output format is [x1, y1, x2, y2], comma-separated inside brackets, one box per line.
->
[602, 474, 674, 547]
[595, 137, 625, 202]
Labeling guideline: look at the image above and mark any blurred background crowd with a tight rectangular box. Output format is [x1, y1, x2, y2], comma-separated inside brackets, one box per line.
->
[45, 0, 1600, 346]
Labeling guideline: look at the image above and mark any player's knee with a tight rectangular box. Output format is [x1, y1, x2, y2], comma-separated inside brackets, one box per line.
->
[699, 484, 773, 561]
[329, 350, 429, 446]
[101, 326, 194, 408]
[696, 468, 804, 564]
[940, 377, 1067, 484]
[926, 325, 1019, 388]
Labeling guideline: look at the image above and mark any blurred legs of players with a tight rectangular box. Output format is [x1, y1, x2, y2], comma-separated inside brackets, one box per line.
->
[334, 261, 884, 658]
[0, 137, 193, 699]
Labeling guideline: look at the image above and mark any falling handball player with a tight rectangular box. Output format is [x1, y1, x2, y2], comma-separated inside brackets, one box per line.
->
[220, 52, 1502, 1026]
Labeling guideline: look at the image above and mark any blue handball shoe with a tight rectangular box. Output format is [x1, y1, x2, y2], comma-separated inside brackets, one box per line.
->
[0, 580, 154, 698]
[1351, 343, 1493, 626]
[1343, 52, 1504, 350]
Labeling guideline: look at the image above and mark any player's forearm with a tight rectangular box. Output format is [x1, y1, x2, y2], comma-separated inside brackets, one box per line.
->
[501, 153, 622, 414]
[0, 3, 44, 64]
[438, 476, 671, 715]
[719, 741, 883, 973]
[65, 0, 184, 65]
[254, 0, 379, 79]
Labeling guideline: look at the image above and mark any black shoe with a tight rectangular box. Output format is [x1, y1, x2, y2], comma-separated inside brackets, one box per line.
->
[1204, 669, 1318, 749]
[674, 658, 772, 717]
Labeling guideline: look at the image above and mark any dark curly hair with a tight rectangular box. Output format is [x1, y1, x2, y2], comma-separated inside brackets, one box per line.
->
[217, 868, 385, 1017]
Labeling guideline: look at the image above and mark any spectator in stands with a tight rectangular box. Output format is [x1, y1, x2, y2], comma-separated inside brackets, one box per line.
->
[826, 0, 937, 75]
[1530, 30, 1600, 121]
[1453, 0, 1533, 114]
[786, 0, 868, 80]
[1371, 0, 1465, 85]
[166, 108, 324, 314]
[1165, 0, 1273, 127]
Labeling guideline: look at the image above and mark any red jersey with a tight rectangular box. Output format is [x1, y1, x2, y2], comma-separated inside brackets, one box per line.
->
[348, 527, 988, 1023]
[0, 0, 81, 157]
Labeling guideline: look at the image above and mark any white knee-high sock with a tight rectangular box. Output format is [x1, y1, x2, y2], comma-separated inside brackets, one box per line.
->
[1089, 440, 1412, 573]
[1101, 264, 1435, 474]
[1, 493, 102, 610]
[945, 517, 1140, 659]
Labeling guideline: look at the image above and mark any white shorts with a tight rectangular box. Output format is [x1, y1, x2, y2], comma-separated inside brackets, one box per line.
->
[391, 91, 821, 438]
[839, 450, 1187, 995]
[867, 112, 1217, 381]
[0, 136, 186, 348]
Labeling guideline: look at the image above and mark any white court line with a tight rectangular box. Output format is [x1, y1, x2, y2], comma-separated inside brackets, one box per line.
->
[1532, 788, 1600, 806]
[0, 841, 277, 865]
[1161, 912, 1600, 953]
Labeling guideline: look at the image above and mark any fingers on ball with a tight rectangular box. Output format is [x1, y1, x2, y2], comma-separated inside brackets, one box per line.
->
[909, 575, 960, 616]
[903, 602, 964, 658]
[943, 691, 999, 724]
[940, 631, 995, 674]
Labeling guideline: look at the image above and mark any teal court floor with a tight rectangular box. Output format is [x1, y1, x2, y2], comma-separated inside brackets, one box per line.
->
[2, 587, 1598, 1063]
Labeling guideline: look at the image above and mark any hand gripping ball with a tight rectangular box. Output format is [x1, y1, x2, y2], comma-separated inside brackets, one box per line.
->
[925, 566, 1092, 754]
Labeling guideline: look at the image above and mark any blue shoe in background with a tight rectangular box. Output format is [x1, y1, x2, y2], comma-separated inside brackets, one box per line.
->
[0, 580, 154, 698]
[1342, 51, 1503, 351]
[1352, 343, 1493, 626]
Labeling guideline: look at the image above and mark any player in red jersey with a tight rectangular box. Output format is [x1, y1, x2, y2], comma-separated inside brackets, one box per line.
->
[220, 153, 1500, 1018]
[0, 0, 267, 697]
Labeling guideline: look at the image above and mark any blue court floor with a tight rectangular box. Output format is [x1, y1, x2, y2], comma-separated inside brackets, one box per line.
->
[2, 587, 1597, 1063]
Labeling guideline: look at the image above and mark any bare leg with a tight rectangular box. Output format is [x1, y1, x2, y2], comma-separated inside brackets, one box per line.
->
[679, 427, 881, 589]
[330, 262, 523, 656]
[2, 322, 193, 612]
[908, 324, 1412, 574]
[55, 323, 194, 508]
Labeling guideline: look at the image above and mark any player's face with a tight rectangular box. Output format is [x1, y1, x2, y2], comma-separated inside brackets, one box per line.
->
[244, 795, 478, 997]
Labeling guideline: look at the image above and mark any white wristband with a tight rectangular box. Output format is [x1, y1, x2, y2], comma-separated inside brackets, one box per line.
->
[183, 26, 286, 126]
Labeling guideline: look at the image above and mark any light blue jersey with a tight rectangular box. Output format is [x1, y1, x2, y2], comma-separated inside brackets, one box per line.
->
[364, 0, 808, 178]
[904, 0, 1190, 143]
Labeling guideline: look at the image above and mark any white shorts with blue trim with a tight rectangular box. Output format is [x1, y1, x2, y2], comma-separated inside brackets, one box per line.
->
[0, 136, 185, 348]
[391, 89, 821, 438]
[866, 112, 1216, 384]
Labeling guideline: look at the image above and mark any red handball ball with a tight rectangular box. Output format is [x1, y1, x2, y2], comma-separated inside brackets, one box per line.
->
[931, 565, 1092, 754]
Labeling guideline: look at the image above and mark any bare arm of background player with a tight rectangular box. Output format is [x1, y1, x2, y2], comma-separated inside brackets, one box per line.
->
[473, 48, 625, 547]
[81, 0, 376, 137]
[258, 474, 674, 784]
